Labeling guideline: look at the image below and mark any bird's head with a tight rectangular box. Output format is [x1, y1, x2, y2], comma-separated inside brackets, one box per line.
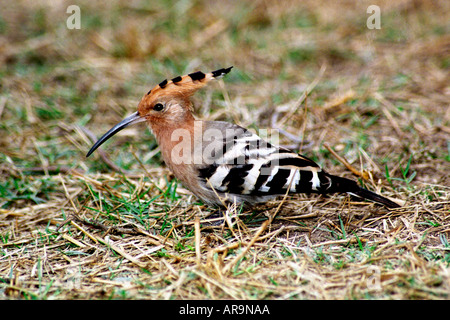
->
[86, 67, 233, 157]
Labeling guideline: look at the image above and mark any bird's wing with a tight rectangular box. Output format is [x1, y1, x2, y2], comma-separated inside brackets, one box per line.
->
[196, 121, 328, 196]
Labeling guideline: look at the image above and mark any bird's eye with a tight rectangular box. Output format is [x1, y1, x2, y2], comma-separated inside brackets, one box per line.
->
[153, 103, 164, 111]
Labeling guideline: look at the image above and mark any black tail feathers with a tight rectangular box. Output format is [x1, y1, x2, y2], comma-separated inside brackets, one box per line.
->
[325, 173, 400, 209]
[348, 188, 400, 209]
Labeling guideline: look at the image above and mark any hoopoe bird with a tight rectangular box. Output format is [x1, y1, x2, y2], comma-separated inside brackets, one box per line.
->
[87, 67, 400, 209]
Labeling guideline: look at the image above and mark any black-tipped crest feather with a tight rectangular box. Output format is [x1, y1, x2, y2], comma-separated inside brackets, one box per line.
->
[212, 66, 233, 78]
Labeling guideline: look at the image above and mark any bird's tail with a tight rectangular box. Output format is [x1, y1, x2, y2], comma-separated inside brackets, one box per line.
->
[348, 187, 400, 209]
[325, 174, 400, 209]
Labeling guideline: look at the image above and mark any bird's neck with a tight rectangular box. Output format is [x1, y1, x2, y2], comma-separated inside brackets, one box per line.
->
[148, 115, 205, 192]
[149, 114, 197, 170]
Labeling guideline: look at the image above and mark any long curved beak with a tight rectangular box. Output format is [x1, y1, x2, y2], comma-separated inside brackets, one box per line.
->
[86, 111, 145, 157]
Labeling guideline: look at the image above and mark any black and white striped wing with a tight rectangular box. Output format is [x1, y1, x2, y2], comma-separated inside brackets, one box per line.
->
[197, 121, 332, 197]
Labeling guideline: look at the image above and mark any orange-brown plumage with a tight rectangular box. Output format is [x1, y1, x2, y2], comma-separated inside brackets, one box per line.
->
[134, 70, 226, 186]
[135, 69, 227, 139]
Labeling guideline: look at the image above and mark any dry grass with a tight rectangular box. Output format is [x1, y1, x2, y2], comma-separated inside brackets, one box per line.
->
[0, 0, 449, 300]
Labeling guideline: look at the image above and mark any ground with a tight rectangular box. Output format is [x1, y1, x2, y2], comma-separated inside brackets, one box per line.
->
[0, 0, 449, 300]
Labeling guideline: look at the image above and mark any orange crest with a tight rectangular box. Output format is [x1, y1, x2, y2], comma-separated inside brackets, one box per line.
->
[138, 66, 233, 113]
